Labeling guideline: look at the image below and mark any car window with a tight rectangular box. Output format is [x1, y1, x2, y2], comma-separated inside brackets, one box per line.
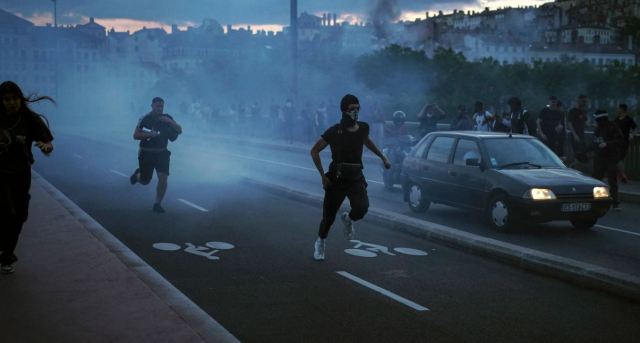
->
[454, 139, 481, 166]
[426, 137, 455, 163]
[412, 136, 432, 158]
[484, 138, 564, 168]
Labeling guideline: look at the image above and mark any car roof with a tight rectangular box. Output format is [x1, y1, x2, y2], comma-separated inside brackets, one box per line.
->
[428, 131, 535, 140]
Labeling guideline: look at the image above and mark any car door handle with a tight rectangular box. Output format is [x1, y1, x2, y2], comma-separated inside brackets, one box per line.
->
[449, 171, 457, 176]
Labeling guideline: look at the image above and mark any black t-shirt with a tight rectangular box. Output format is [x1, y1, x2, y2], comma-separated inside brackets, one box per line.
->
[321, 121, 370, 178]
[0, 112, 53, 174]
[136, 112, 175, 150]
[567, 108, 588, 139]
[538, 107, 563, 135]
[613, 116, 637, 144]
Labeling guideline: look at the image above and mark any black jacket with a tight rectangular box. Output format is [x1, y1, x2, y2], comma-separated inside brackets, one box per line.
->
[592, 121, 624, 161]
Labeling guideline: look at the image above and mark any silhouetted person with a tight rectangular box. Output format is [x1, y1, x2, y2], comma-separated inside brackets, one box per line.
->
[310, 94, 391, 261]
[417, 102, 446, 137]
[283, 99, 295, 144]
[130, 97, 182, 213]
[591, 109, 624, 211]
[450, 105, 474, 131]
[537, 96, 565, 157]
[0, 81, 54, 274]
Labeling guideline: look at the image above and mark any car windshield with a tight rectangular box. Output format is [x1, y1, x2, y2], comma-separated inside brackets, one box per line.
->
[483, 138, 564, 169]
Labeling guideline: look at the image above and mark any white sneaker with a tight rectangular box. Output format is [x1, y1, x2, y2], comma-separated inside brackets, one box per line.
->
[314, 240, 325, 261]
[341, 212, 354, 240]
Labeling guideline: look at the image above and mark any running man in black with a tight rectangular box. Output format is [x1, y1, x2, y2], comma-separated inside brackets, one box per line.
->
[310, 94, 391, 261]
[130, 97, 182, 213]
[0, 81, 54, 274]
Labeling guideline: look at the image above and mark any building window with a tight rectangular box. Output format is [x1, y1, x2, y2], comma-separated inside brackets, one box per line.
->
[494, 46, 498, 52]
[92, 52, 96, 61]
[76, 64, 81, 72]
[84, 52, 89, 60]
[503, 46, 508, 52]
[512, 47, 516, 52]
[134, 46, 139, 52]
[521, 47, 525, 52]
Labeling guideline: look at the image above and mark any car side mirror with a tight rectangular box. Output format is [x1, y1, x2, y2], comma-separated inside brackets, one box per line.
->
[466, 158, 487, 171]
[466, 158, 481, 167]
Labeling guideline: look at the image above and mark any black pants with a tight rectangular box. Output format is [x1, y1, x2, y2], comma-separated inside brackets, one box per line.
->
[541, 132, 562, 157]
[0, 169, 31, 266]
[593, 159, 619, 206]
[318, 179, 369, 239]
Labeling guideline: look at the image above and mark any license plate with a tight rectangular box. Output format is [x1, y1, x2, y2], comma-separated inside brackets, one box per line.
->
[562, 203, 591, 212]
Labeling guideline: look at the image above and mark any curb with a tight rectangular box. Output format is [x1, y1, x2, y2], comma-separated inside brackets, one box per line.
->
[32, 171, 241, 343]
[241, 177, 640, 303]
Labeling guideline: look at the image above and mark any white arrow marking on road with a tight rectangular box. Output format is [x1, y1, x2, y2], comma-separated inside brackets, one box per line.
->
[178, 199, 209, 212]
[110, 170, 129, 177]
[336, 271, 429, 311]
[595, 225, 640, 237]
[73, 154, 83, 159]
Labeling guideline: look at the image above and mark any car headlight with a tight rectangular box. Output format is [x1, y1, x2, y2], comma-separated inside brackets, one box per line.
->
[593, 187, 610, 198]
[523, 188, 557, 200]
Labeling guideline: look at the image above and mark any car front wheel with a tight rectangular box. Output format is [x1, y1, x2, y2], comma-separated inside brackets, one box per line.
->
[570, 218, 597, 230]
[408, 182, 430, 213]
[486, 194, 516, 233]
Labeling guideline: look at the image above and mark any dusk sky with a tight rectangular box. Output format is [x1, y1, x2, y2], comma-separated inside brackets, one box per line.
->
[0, 0, 547, 33]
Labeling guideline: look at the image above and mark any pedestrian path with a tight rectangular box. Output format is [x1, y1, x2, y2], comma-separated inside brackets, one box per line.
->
[0, 172, 239, 343]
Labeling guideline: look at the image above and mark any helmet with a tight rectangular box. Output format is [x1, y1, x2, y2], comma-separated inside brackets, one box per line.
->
[392, 111, 406, 127]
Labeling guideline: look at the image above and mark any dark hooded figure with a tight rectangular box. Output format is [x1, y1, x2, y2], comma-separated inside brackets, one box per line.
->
[507, 97, 536, 136]
[309, 94, 391, 261]
[0, 81, 55, 274]
[591, 109, 624, 211]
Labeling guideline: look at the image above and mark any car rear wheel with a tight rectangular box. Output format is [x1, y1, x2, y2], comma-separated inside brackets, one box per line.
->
[570, 218, 597, 230]
[486, 194, 515, 233]
[408, 182, 430, 213]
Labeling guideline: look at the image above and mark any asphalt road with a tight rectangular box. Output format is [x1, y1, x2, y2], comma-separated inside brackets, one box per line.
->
[29, 131, 640, 343]
[173, 132, 640, 277]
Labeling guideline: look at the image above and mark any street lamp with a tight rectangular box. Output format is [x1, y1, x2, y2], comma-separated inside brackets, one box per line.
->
[52, 0, 58, 102]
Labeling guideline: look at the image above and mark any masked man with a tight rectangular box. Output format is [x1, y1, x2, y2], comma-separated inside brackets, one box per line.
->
[310, 94, 391, 261]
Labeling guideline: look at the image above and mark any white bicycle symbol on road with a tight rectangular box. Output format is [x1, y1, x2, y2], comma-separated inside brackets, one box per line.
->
[153, 241, 235, 260]
[345, 240, 428, 258]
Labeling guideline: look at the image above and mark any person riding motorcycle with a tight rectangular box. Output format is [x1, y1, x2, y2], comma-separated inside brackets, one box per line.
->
[385, 111, 407, 138]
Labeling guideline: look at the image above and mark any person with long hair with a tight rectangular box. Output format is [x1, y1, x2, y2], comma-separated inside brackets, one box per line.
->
[0, 81, 54, 274]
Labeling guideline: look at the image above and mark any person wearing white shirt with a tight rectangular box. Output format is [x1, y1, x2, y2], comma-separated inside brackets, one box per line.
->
[472, 101, 494, 132]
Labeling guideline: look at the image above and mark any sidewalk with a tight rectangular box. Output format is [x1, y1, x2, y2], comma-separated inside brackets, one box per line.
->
[202, 133, 640, 204]
[0, 172, 239, 343]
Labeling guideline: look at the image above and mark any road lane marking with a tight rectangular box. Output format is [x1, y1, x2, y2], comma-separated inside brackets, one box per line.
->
[336, 271, 429, 311]
[178, 199, 209, 212]
[110, 170, 129, 177]
[595, 225, 640, 237]
[217, 151, 317, 171]
[73, 154, 83, 159]
[216, 151, 392, 185]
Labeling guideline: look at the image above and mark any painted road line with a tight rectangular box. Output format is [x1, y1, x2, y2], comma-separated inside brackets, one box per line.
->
[178, 199, 209, 212]
[217, 151, 317, 172]
[110, 170, 129, 177]
[73, 154, 83, 159]
[217, 151, 393, 186]
[336, 271, 429, 311]
[595, 225, 640, 237]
